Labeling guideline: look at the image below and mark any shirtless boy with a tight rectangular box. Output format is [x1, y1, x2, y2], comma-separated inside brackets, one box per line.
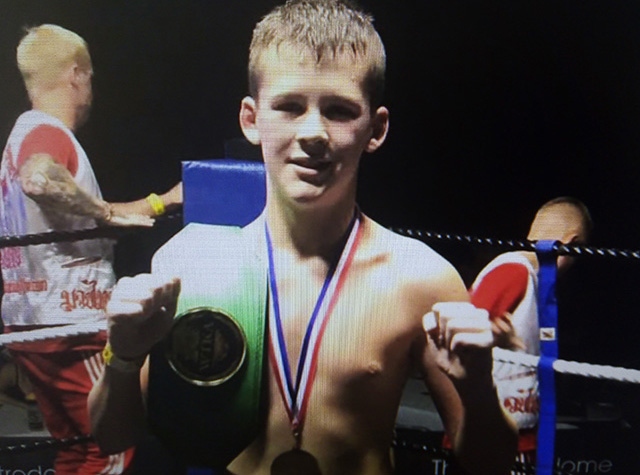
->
[88, 1, 517, 473]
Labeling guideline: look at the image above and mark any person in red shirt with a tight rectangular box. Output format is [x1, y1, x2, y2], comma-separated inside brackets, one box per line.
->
[1, 24, 182, 474]
[470, 196, 592, 472]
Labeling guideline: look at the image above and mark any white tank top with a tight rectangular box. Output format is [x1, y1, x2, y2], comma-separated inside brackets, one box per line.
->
[471, 252, 540, 430]
[0, 110, 115, 326]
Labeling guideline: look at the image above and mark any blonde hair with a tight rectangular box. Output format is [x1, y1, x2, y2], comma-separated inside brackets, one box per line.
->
[17, 24, 91, 94]
[248, 0, 386, 107]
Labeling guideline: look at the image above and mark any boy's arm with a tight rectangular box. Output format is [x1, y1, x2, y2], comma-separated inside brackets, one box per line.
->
[417, 265, 517, 475]
[88, 359, 149, 454]
[88, 274, 180, 454]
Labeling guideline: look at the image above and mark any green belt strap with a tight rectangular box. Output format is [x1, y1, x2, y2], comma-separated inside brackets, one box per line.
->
[147, 223, 267, 469]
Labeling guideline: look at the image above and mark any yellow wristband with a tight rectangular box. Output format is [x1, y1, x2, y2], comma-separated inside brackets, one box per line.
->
[102, 343, 145, 373]
[146, 193, 165, 216]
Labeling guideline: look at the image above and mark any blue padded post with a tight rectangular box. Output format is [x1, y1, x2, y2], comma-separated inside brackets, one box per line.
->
[535, 240, 559, 475]
[180, 158, 266, 475]
[182, 159, 266, 226]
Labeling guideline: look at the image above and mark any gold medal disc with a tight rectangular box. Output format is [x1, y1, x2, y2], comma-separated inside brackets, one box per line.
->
[165, 307, 247, 386]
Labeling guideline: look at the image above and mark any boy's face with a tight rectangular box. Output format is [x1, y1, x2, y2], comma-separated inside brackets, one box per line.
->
[240, 46, 388, 209]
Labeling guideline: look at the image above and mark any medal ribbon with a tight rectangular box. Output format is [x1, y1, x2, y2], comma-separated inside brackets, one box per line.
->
[265, 211, 363, 444]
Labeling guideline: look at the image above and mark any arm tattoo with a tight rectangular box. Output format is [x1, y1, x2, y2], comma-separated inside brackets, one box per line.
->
[20, 154, 109, 221]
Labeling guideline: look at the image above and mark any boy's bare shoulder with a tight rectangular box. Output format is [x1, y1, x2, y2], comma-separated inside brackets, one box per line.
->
[361, 216, 466, 296]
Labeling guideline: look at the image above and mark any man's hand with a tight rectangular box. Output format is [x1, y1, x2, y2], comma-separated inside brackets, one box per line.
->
[106, 274, 180, 360]
[491, 314, 526, 351]
[423, 302, 494, 383]
[105, 212, 155, 227]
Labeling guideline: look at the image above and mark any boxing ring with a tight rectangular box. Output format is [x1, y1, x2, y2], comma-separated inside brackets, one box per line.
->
[1, 159, 639, 474]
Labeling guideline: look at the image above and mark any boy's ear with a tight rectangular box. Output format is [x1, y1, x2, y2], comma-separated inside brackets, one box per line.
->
[239, 96, 261, 146]
[365, 106, 389, 153]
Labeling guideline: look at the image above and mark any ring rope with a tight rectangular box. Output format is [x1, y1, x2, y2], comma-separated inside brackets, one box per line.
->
[390, 227, 640, 259]
[0, 217, 638, 258]
[493, 348, 640, 384]
[0, 321, 106, 345]
[0, 211, 182, 248]
[2, 326, 638, 386]
[0, 434, 93, 455]
[0, 219, 638, 474]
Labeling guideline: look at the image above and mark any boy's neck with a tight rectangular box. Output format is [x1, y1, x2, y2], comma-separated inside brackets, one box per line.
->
[265, 195, 358, 259]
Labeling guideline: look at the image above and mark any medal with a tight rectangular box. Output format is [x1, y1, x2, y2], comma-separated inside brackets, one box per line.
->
[270, 448, 321, 475]
[165, 307, 247, 386]
[266, 210, 363, 469]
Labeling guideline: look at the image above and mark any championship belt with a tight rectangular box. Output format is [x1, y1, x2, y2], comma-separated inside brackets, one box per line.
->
[147, 224, 267, 469]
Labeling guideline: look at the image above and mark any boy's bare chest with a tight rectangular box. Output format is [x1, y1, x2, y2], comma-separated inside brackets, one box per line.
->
[271, 264, 415, 378]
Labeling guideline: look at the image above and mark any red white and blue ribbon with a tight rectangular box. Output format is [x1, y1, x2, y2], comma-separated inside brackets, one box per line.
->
[265, 211, 363, 444]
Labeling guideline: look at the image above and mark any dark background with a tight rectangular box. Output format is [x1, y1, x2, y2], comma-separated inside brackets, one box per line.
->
[1, 0, 639, 425]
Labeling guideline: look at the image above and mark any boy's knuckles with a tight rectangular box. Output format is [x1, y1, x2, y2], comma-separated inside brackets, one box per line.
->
[432, 301, 475, 316]
[422, 312, 438, 333]
[432, 303, 489, 327]
[106, 300, 144, 317]
[450, 331, 493, 351]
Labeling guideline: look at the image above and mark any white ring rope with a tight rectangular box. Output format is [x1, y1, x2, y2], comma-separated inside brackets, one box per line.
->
[2, 323, 639, 385]
[0, 321, 106, 345]
[493, 348, 640, 384]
